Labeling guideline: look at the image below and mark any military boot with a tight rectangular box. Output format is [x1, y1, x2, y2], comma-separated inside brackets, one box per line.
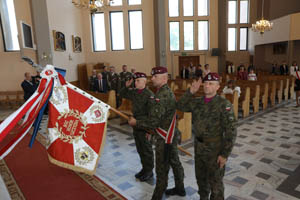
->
[139, 171, 153, 182]
[165, 187, 186, 196]
[134, 169, 145, 179]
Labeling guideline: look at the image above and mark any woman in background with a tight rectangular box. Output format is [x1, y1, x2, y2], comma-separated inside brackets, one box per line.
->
[222, 80, 241, 97]
[248, 69, 257, 81]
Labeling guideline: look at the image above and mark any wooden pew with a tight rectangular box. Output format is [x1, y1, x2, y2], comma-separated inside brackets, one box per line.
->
[289, 77, 295, 100]
[284, 78, 289, 101]
[277, 80, 283, 104]
[252, 85, 260, 114]
[262, 82, 269, 110]
[241, 87, 250, 117]
[270, 81, 276, 107]
[222, 91, 239, 119]
[118, 98, 133, 125]
[177, 111, 192, 142]
[0, 91, 24, 109]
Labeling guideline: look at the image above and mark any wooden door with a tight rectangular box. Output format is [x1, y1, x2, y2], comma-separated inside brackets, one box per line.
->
[179, 56, 199, 72]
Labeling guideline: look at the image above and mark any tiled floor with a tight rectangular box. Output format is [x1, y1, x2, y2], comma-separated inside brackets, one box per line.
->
[1, 100, 300, 200]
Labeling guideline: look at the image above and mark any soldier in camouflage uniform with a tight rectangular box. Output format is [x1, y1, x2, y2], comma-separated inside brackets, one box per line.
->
[108, 66, 121, 106]
[119, 65, 133, 89]
[176, 72, 237, 200]
[119, 65, 133, 107]
[89, 69, 97, 90]
[119, 72, 154, 181]
[101, 66, 110, 86]
[108, 66, 120, 91]
[128, 67, 185, 200]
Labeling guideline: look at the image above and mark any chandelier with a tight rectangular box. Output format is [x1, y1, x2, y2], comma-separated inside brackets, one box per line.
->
[252, 0, 273, 35]
[72, 0, 114, 13]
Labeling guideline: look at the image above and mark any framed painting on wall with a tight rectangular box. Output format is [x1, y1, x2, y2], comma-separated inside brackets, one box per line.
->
[72, 35, 82, 53]
[20, 21, 35, 49]
[53, 30, 66, 51]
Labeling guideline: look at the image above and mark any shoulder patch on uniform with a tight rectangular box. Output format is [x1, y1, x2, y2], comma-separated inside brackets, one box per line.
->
[150, 96, 155, 99]
[226, 106, 231, 111]
[155, 98, 160, 102]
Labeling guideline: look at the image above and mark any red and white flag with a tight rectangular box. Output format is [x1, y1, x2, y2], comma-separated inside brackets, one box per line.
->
[47, 81, 110, 175]
[0, 66, 55, 159]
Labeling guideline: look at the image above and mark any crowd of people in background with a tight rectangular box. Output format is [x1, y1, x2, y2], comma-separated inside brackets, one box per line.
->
[226, 60, 300, 106]
[180, 63, 211, 80]
[226, 60, 300, 80]
[21, 60, 299, 108]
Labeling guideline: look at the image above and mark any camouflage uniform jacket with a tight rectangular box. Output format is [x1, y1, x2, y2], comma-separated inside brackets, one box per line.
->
[108, 72, 120, 91]
[136, 84, 179, 134]
[89, 75, 97, 90]
[176, 90, 237, 158]
[119, 87, 154, 119]
[119, 71, 133, 88]
[102, 71, 110, 89]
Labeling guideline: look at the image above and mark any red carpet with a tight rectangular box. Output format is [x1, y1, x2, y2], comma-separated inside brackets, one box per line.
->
[1, 127, 125, 200]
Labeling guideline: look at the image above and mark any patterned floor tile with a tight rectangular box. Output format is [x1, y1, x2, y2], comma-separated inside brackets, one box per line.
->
[250, 191, 269, 200]
[2, 100, 300, 200]
[256, 172, 271, 180]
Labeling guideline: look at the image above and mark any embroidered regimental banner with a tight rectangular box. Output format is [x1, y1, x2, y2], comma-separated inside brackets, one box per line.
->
[47, 81, 110, 175]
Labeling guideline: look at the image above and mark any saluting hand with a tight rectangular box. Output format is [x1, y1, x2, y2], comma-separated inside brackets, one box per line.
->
[190, 78, 202, 94]
[125, 79, 133, 88]
[217, 155, 227, 168]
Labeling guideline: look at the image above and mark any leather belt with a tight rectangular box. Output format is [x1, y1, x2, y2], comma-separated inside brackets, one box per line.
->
[196, 136, 221, 143]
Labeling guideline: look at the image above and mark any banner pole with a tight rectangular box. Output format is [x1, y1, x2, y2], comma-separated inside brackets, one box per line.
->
[109, 107, 192, 157]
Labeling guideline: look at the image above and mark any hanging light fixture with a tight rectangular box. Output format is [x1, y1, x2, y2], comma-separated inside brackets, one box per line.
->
[252, 0, 273, 35]
[72, 0, 114, 13]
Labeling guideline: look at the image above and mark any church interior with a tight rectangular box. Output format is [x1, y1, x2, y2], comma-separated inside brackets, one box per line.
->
[1, 0, 300, 199]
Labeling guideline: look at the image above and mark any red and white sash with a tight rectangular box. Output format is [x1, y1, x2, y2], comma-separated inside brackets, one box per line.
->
[155, 113, 176, 144]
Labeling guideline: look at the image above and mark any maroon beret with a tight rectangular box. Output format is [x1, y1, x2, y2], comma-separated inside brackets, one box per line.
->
[203, 72, 220, 82]
[134, 72, 147, 79]
[151, 66, 168, 75]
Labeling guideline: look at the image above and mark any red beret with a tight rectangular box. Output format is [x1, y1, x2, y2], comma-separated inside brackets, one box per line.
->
[203, 72, 220, 82]
[151, 66, 168, 75]
[134, 72, 147, 79]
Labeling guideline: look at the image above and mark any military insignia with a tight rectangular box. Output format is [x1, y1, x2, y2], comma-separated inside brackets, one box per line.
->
[150, 96, 155, 99]
[226, 106, 231, 111]
[45, 70, 54, 76]
[155, 98, 160, 102]
[50, 86, 68, 105]
[75, 146, 95, 165]
[54, 109, 89, 144]
[89, 105, 105, 123]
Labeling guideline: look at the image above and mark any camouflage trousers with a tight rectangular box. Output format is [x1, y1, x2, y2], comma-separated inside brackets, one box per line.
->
[195, 140, 225, 200]
[151, 133, 185, 200]
[133, 129, 154, 173]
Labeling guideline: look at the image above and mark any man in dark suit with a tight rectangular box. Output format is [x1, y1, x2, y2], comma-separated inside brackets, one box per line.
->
[93, 73, 108, 93]
[280, 61, 289, 75]
[21, 72, 37, 101]
[180, 66, 189, 79]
